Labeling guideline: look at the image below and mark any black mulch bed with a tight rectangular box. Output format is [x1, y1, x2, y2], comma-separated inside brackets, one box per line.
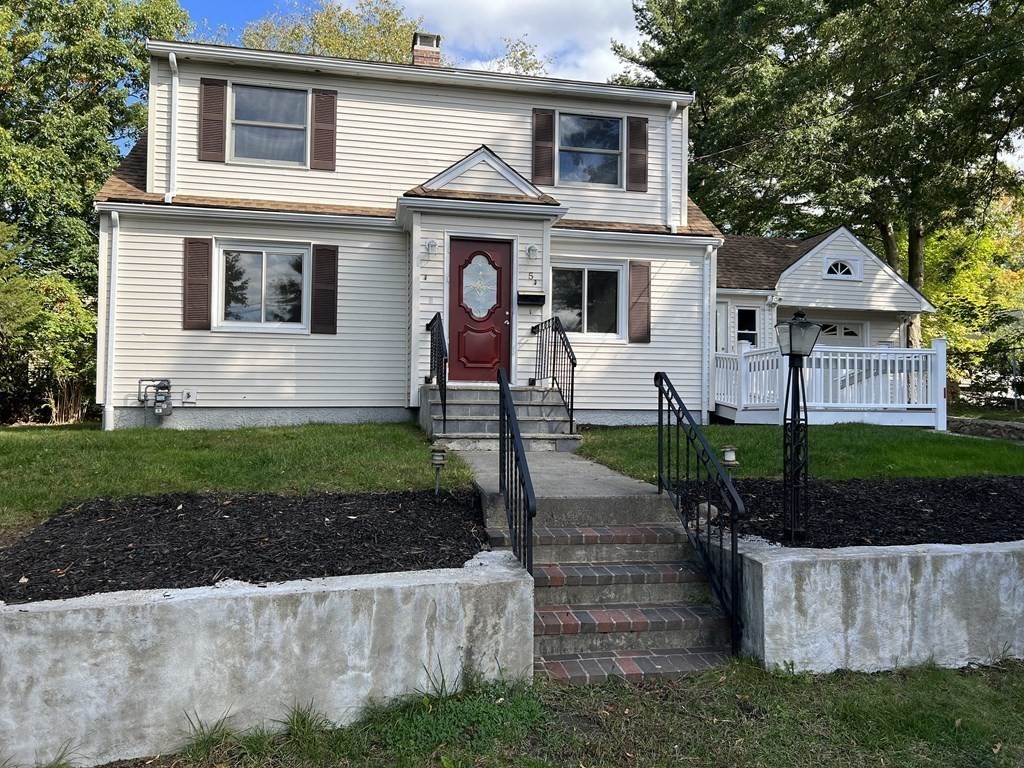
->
[0, 489, 486, 605]
[732, 476, 1024, 548]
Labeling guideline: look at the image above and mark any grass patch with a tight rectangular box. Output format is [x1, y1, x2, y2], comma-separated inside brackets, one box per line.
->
[0, 422, 473, 538]
[147, 660, 1024, 768]
[578, 422, 1024, 482]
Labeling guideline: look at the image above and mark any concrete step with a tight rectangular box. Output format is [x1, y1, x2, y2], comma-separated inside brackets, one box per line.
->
[533, 561, 710, 606]
[534, 602, 730, 655]
[489, 525, 694, 563]
[421, 384, 565, 405]
[534, 647, 729, 685]
[431, 415, 571, 436]
[435, 434, 582, 452]
[425, 401, 569, 420]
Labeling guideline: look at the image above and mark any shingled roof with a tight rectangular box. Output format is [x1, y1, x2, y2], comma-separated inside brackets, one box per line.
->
[96, 136, 724, 238]
[716, 228, 840, 290]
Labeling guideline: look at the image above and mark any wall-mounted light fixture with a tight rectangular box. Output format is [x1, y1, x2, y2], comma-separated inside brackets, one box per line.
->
[526, 244, 540, 262]
[426, 239, 439, 256]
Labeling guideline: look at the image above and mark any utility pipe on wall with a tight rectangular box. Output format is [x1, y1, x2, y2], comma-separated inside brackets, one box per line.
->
[665, 100, 678, 233]
[164, 53, 178, 204]
[702, 244, 714, 421]
[680, 105, 689, 229]
[103, 211, 120, 431]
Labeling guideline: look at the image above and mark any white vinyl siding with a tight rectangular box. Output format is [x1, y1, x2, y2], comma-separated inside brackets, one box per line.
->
[439, 164, 526, 196]
[549, 236, 706, 412]
[777, 231, 924, 313]
[151, 61, 679, 227]
[104, 213, 409, 409]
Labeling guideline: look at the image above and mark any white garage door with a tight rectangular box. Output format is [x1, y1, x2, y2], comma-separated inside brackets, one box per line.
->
[819, 322, 865, 347]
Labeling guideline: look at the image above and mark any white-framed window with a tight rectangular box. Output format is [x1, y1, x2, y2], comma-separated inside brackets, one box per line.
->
[820, 322, 865, 343]
[552, 262, 626, 337]
[214, 240, 312, 333]
[736, 307, 759, 347]
[230, 84, 308, 166]
[558, 113, 623, 186]
[823, 255, 863, 280]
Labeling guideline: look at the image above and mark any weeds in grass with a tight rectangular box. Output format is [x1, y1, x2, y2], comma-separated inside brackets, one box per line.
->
[181, 711, 233, 764]
[34, 742, 77, 768]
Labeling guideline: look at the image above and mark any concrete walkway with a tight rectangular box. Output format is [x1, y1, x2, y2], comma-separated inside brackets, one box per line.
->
[457, 450, 673, 526]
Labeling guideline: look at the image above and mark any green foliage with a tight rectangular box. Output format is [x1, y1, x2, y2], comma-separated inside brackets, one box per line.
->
[923, 197, 1024, 402]
[615, 0, 1024, 291]
[0, 0, 189, 291]
[578, 423, 1024, 482]
[487, 35, 550, 76]
[239, 0, 423, 62]
[0, 225, 42, 343]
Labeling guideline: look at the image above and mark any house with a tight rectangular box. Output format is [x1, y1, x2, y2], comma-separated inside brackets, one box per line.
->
[93, 34, 944, 434]
[713, 228, 944, 427]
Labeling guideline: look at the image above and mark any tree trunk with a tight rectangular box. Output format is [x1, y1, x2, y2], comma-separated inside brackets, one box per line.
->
[906, 216, 926, 349]
[876, 218, 900, 272]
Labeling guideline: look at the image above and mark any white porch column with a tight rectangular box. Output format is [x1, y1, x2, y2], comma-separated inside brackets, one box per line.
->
[932, 338, 948, 431]
[737, 340, 751, 410]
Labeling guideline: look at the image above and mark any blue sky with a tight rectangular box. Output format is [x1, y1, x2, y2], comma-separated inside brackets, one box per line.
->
[178, 0, 640, 82]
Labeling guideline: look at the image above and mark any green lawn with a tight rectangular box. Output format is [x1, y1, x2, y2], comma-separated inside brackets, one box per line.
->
[577, 422, 1024, 484]
[0, 422, 473, 539]
[136, 658, 1024, 768]
[949, 403, 1024, 422]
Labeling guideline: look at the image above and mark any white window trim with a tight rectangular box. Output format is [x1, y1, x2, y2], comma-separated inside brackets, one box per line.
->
[555, 111, 625, 190]
[551, 258, 628, 341]
[212, 239, 313, 334]
[227, 81, 311, 169]
[735, 306, 760, 348]
[822, 255, 863, 281]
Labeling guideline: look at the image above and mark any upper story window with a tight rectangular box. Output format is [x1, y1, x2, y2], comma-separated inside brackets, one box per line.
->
[823, 255, 863, 280]
[558, 114, 622, 186]
[552, 264, 624, 336]
[231, 85, 308, 166]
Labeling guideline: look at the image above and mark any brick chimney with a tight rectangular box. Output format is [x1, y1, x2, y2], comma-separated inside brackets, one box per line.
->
[411, 32, 442, 67]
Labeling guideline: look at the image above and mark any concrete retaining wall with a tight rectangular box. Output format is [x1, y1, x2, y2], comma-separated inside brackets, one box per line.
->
[736, 540, 1024, 673]
[0, 552, 533, 766]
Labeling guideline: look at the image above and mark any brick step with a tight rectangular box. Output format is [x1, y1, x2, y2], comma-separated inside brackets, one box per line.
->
[435, 433, 582, 452]
[535, 647, 729, 685]
[534, 602, 729, 655]
[533, 561, 709, 606]
[430, 415, 571, 436]
[488, 525, 693, 562]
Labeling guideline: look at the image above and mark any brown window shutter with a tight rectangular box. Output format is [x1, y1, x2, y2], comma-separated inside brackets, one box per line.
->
[183, 238, 212, 330]
[311, 244, 338, 334]
[626, 116, 648, 192]
[532, 108, 555, 185]
[198, 79, 227, 163]
[310, 89, 337, 171]
[628, 260, 651, 343]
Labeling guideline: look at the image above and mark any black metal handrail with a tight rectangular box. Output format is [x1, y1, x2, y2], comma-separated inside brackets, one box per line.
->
[498, 368, 538, 574]
[425, 313, 448, 434]
[530, 317, 577, 433]
[654, 371, 747, 655]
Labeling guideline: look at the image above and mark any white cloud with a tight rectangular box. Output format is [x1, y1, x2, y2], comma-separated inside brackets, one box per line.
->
[401, 0, 640, 82]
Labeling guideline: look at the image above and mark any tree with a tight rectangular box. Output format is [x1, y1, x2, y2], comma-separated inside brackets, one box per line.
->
[239, 0, 423, 62]
[486, 35, 551, 76]
[0, 0, 190, 291]
[615, 0, 1024, 345]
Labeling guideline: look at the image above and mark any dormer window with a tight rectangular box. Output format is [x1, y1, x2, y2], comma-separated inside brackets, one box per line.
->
[231, 85, 308, 166]
[559, 114, 622, 186]
[823, 255, 862, 280]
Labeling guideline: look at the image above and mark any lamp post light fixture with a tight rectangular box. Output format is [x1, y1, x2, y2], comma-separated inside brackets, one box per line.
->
[430, 444, 447, 496]
[774, 309, 821, 543]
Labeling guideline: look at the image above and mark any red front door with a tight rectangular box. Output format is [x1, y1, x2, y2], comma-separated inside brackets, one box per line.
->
[449, 238, 512, 382]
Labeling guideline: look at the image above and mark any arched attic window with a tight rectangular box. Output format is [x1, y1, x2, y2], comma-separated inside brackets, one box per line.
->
[826, 260, 854, 276]
[823, 256, 862, 280]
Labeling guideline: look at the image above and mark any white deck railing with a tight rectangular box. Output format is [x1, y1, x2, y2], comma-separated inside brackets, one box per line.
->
[714, 339, 948, 429]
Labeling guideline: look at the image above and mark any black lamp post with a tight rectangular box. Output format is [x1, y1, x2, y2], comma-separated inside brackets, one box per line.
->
[775, 309, 821, 543]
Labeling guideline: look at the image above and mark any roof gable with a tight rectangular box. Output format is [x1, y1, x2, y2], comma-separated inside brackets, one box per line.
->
[717, 227, 838, 291]
[405, 146, 561, 206]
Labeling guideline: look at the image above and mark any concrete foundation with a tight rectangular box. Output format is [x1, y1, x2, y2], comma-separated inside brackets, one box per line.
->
[0, 552, 533, 766]
[108, 405, 412, 430]
[735, 539, 1024, 673]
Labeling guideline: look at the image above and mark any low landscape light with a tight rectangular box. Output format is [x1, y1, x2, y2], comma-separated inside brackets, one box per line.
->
[430, 444, 447, 496]
[721, 445, 739, 467]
